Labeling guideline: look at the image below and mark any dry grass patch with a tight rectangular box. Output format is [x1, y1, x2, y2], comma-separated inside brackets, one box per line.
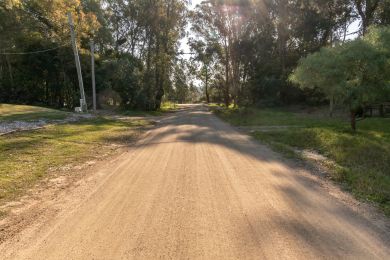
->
[0, 117, 149, 202]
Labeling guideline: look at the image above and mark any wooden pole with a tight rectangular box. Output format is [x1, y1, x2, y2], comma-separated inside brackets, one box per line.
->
[90, 40, 96, 113]
[67, 12, 87, 112]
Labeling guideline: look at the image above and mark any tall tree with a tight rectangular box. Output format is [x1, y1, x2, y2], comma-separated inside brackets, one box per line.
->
[353, 0, 381, 35]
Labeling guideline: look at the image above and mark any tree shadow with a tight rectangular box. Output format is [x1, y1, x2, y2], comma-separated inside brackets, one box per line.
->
[104, 105, 390, 257]
[235, 181, 390, 258]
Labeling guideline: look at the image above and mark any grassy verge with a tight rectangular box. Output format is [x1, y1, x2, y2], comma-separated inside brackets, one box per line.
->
[0, 104, 69, 121]
[214, 106, 390, 215]
[0, 117, 149, 202]
[119, 110, 164, 117]
[160, 101, 178, 112]
[117, 101, 179, 117]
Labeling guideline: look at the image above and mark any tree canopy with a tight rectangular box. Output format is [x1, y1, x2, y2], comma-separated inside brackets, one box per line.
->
[290, 26, 390, 129]
[0, 0, 389, 112]
[0, 0, 188, 110]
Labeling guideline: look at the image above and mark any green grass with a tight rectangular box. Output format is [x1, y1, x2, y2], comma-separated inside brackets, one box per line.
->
[214, 106, 342, 127]
[0, 104, 69, 121]
[119, 101, 178, 117]
[119, 110, 164, 117]
[0, 117, 149, 202]
[160, 101, 178, 112]
[214, 107, 390, 215]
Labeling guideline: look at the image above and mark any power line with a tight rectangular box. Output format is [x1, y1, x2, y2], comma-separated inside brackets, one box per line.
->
[0, 43, 70, 55]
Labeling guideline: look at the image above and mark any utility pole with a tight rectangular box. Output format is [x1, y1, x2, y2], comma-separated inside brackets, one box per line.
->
[90, 39, 96, 113]
[67, 12, 87, 112]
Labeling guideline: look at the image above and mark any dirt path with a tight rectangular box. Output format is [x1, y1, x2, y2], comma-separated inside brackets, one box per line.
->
[1, 104, 389, 259]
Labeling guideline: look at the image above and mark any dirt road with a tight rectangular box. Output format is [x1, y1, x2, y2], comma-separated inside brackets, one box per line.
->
[1, 105, 389, 259]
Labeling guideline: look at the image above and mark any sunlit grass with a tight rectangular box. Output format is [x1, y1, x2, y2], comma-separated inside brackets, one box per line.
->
[118, 101, 178, 117]
[0, 103, 69, 121]
[0, 117, 149, 202]
[160, 101, 178, 111]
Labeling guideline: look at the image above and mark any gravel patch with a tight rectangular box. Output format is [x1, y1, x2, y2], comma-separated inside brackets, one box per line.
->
[0, 114, 95, 136]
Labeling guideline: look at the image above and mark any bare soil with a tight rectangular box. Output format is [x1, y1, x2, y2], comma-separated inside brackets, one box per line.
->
[0, 104, 389, 259]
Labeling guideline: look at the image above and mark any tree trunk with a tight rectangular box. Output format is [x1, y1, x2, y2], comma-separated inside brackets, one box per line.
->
[155, 87, 164, 110]
[5, 54, 14, 89]
[154, 63, 160, 109]
[350, 111, 356, 131]
[277, 2, 288, 75]
[224, 90, 229, 107]
[379, 104, 384, 117]
[329, 96, 334, 117]
[224, 38, 230, 107]
[343, 20, 347, 43]
[205, 66, 209, 103]
[354, 0, 380, 36]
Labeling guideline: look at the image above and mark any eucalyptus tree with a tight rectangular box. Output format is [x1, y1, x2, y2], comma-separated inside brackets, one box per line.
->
[191, 1, 230, 106]
[102, 0, 188, 109]
[353, 0, 381, 35]
[191, 0, 253, 106]
[190, 0, 357, 106]
[377, 0, 390, 25]
[188, 39, 220, 103]
[0, 0, 102, 107]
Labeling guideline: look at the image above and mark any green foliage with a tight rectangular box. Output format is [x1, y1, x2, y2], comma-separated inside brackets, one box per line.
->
[0, 0, 187, 111]
[0, 0, 103, 108]
[290, 26, 390, 128]
[290, 47, 343, 98]
[165, 59, 201, 104]
[190, 0, 363, 106]
[1, 1, 389, 109]
[97, 55, 143, 109]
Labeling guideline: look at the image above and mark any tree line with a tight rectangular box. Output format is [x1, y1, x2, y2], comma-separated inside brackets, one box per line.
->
[0, 0, 193, 110]
[189, 0, 390, 110]
[0, 0, 389, 114]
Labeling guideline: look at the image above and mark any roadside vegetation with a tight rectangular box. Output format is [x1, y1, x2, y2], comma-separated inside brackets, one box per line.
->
[117, 101, 179, 117]
[0, 104, 69, 121]
[160, 101, 178, 111]
[0, 106, 149, 203]
[214, 106, 390, 215]
[290, 27, 390, 131]
[0, 1, 197, 111]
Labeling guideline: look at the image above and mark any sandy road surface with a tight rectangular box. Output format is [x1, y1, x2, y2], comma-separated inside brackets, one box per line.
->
[1, 104, 389, 259]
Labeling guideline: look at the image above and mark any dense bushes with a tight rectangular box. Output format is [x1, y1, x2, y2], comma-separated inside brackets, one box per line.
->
[290, 26, 390, 129]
